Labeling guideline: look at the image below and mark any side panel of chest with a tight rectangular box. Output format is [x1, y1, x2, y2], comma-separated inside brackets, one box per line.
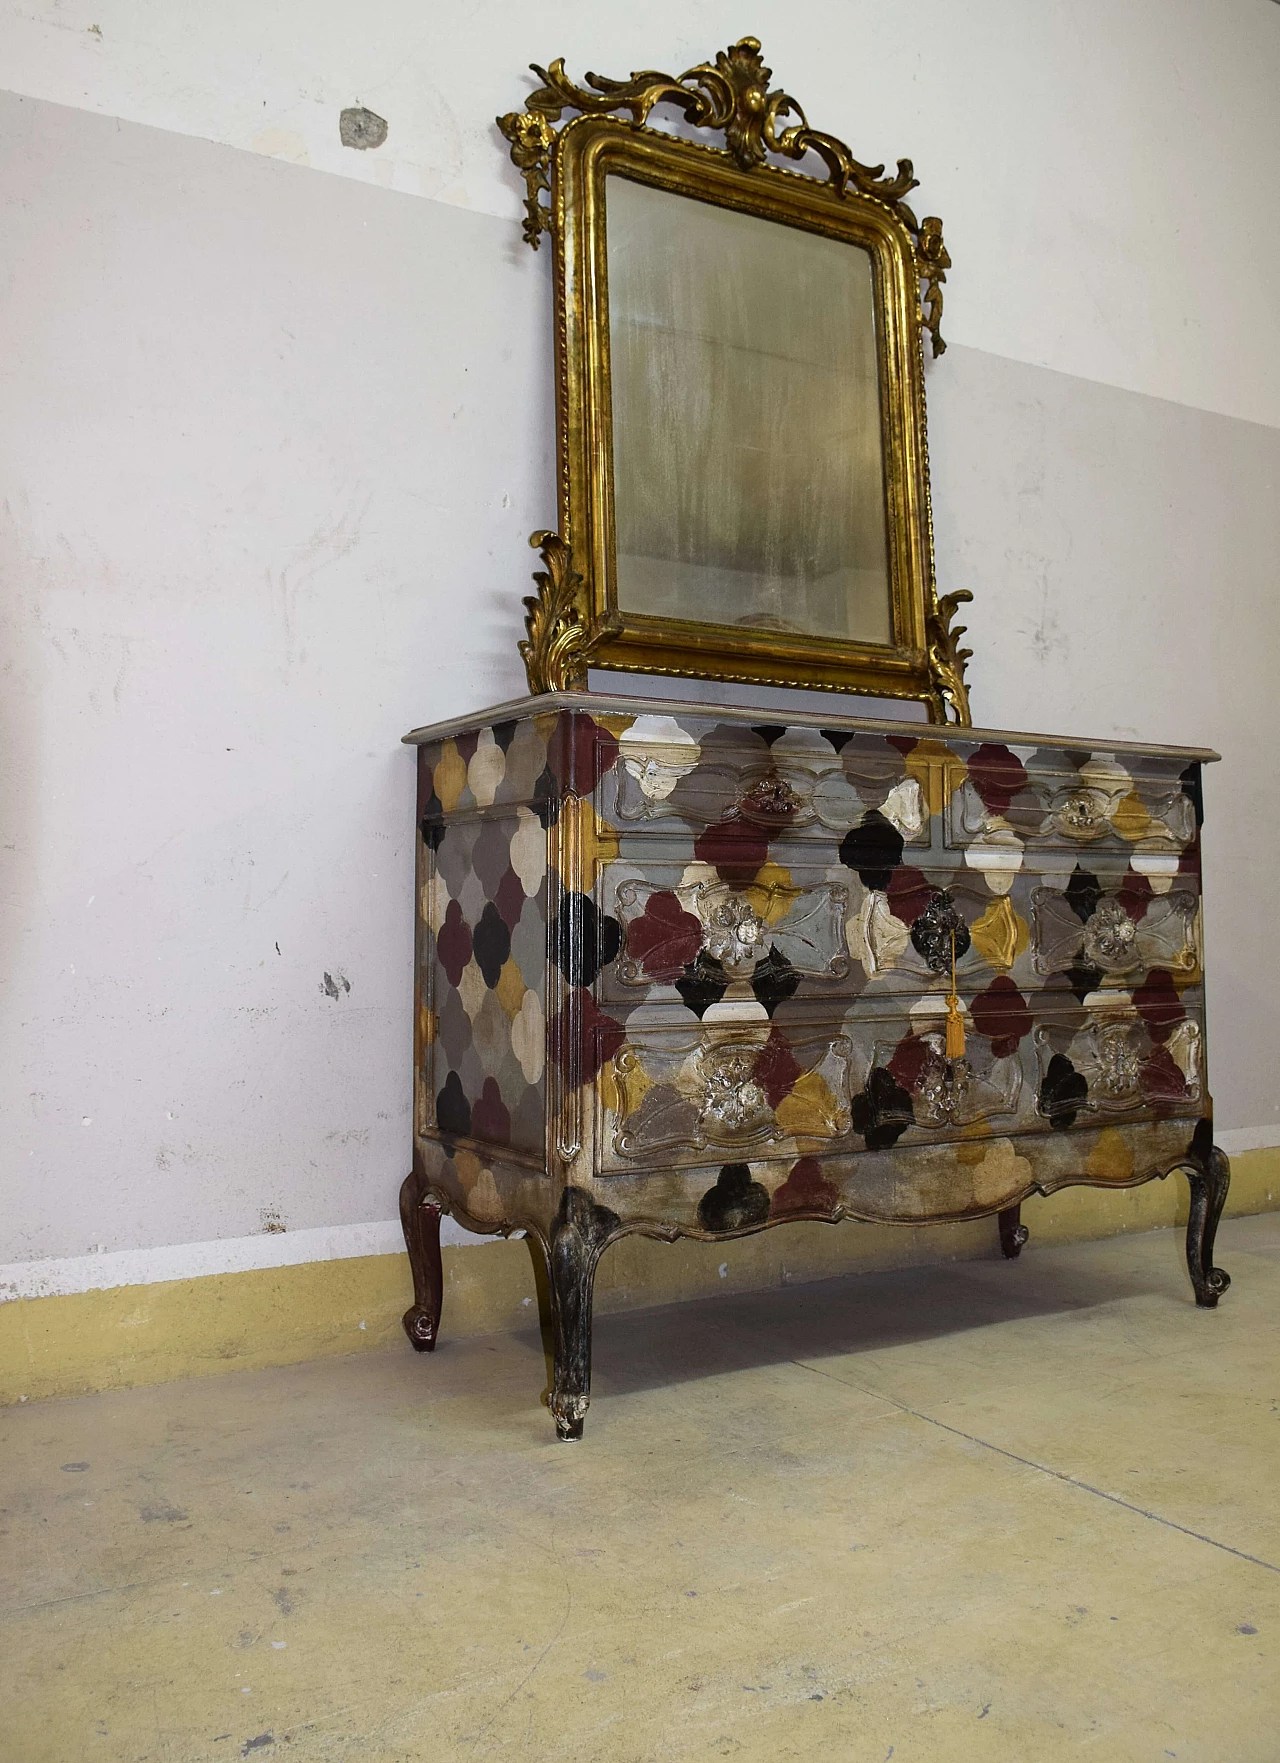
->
[415, 719, 561, 1165]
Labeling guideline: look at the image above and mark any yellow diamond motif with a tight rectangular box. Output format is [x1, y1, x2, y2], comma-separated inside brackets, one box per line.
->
[495, 956, 526, 1020]
[970, 896, 1029, 970]
[433, 741, 468, 812]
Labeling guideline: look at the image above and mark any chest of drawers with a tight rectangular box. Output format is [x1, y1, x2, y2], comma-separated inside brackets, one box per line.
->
[400, 692, 1230, 1437]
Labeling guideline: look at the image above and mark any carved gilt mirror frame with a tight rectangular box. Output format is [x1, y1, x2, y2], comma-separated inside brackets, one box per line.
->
[500, 37, 972, 723]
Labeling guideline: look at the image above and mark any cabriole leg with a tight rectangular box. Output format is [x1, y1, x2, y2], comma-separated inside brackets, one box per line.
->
[400, 1172, 444, 1351]
[546, 1187, 619, 1441]
[998, 1203, 1029, 1259]
[1183, 1146, 1231, 1307]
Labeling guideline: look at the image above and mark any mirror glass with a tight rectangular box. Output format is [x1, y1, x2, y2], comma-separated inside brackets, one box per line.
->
[606, 174, 892, 646]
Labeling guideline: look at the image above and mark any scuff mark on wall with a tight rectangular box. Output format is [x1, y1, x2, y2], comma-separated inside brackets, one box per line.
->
[320, 971, 351, 999]
[339, 107, 387, 150]
[274, 480, 371, 663]
[1027, 570, 1071, 666]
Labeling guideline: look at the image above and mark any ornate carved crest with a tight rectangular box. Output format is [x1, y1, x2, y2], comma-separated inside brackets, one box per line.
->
[498, 35, 952, 356]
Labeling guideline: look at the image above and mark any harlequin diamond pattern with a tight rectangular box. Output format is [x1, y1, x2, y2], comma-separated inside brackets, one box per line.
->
[424, 801, 547, 1154]
[416, 705, 1208, 1237]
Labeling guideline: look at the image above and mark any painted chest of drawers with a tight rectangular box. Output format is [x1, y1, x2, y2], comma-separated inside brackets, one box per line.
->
[400, 692, 1230, 1437]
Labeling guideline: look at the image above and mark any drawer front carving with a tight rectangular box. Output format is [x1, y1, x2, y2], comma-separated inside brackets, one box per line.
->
[1031, 885, 1198, 979]
[946, 755, 1198, 863]
[592, 853, 1203, 1068]
[847, 874, 1044, 992]
[599, 859, 1055, 1010]
[859, 1029, 1024, 1140]
[612, 877, 852, 987]
[1034, 1000, 1203, 1126]
[601, 1027, 854, 1165]
[599, 1003, 1058, 1167]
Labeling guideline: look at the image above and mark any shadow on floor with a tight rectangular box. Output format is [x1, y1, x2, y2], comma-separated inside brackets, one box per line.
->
[505, 1226, 1203, 1404]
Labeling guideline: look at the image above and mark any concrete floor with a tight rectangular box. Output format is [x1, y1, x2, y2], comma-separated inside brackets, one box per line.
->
[3, 1216, 1278, 1763]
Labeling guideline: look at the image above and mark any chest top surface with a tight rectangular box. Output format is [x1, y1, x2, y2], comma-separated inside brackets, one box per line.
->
[403, 690, 1220, 766]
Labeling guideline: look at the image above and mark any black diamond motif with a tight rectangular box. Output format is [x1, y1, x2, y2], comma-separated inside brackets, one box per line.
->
[839, 810, 905, 890]
[697, 1164, 771, 1232]
[420, 788, 445, 852]
[553, 893, 621, 989]
[1065, 865, 1103, 925]
[1039, 1053, 1088, 1130]
[675, 954, 729, 1019]
[473, 901, 512, 989]
[850, 1067, 915, 1151]
[1064, 956, 1104, 1004]
[532, 763, 561, 829]
[436, 1071, 472, 1137]
[750, 948, 801, 1017]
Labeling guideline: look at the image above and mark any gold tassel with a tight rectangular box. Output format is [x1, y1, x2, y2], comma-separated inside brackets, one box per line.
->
[944, 929, 965, 1060]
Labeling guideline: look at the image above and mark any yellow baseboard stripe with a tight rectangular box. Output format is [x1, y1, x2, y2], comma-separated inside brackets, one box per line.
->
[3, 1147, 1277, 1407]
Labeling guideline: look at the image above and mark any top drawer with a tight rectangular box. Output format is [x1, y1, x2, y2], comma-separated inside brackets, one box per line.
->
[595, 719, 940, 850]
[594, 719, 1201, 877]
[944, 745, 1199, 867]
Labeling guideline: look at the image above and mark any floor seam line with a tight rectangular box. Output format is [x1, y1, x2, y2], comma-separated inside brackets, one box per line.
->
[790, 1357, 1280, 1577]
[1, 1576, 165, 1617]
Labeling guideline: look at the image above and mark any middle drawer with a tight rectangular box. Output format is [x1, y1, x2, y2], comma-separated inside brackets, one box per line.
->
[591, 849, 1202, 1011]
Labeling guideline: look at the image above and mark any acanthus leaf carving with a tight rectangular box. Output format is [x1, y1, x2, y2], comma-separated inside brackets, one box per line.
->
[518, 530, 613, 694]
[926, 588, 973, 726]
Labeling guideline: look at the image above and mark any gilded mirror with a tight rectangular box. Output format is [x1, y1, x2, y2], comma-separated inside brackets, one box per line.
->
[500, 37, 972, 722]
[608, 177, 891, 647]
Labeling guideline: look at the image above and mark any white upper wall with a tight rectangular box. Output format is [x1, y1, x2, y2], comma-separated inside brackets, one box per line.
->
[1, 0, 1278, 427]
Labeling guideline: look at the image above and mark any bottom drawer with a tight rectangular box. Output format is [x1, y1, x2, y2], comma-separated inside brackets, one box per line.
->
[597, 1023, 855, 1170]
[593, 987, 1204, 1172]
